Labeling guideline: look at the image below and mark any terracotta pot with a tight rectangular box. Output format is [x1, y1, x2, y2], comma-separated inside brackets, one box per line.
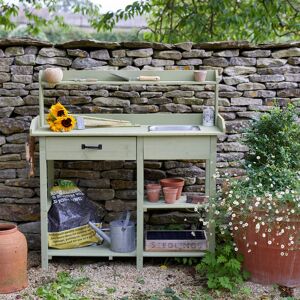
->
[146, 184, 161, 202]
[233, 213, 300, 287]
[163, 187, 178, 204]
[43, 68, 63, 84]
[160, 178, 184, 200]
[0, 223, 28, 294]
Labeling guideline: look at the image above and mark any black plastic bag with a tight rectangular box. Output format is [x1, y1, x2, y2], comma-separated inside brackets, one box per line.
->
[48, 180, 102, 249]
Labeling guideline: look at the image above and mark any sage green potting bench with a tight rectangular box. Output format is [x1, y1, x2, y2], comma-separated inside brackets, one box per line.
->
[30, 70, 225, 270]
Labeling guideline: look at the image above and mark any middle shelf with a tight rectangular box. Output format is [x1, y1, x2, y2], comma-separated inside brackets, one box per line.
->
[143, 195, 207, 211]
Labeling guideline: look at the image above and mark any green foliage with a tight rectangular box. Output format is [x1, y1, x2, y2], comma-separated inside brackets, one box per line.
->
[136, 276, 145, 284]
[43, 26, 90, 43]
[226, 104, 300, 209]
[4, 23, 143, 43]
[1, 0, 300, 43]
[174, 257, 200, 266]
[36, 271, 89, 300]
[227, 104, 300, 209]
[196, 234, 250, 292]
[244, 104, 300, 172]
[91, 30, 144, 42]
[92, 1, 151, 32]
[0, 0, 101, 36]
[106, 287, 117, 294]
[8, 25, 48, 41]
[213, 105, 300, 257]
[98, 0, 300, 43]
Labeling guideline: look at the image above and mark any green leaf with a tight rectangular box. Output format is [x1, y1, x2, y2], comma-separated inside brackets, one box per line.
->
[225, 258, 242, 272]
[136, 277, 145, 284]
[106, 287, 116, 294]
[218, 276, 233, 291]
[35, 272, 89, 300]
[216, 255, 227, 264]
[164, 287, 176, 295]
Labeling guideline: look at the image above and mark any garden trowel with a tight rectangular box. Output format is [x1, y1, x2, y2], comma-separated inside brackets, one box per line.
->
[110, 71, 160, 81]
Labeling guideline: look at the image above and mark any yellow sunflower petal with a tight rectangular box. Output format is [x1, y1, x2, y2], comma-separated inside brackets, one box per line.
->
[49, 121, 62, 132]
[49, 102, 68, 118]
[53, 115, 76, 132]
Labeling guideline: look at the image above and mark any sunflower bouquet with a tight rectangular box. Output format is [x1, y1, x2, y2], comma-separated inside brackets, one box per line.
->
[47, 102, 76, 132]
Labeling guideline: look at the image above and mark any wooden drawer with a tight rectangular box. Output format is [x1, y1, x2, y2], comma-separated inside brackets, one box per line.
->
[144, 136, 211, 159]
[45, 137, 136, 160]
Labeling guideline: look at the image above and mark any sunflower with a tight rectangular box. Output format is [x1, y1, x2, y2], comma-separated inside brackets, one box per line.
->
[50, 115, 76, 132]
[46, 112, 56, 123]
[49, 102, 68, 118]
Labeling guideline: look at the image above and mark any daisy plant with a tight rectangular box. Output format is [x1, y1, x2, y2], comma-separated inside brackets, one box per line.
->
[212, 104, 300, 255]
[47, 102, 76, 132]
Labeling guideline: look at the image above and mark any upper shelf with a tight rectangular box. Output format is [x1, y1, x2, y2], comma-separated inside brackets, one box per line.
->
[38, 69, 221, 129]
[42, 80, 218, 87]
[40, 70, 219, 87]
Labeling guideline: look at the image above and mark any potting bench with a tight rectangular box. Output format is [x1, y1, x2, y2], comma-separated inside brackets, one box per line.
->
[30, 70, 225, 270]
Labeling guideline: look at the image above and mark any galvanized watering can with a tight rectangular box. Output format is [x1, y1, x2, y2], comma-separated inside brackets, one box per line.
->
[89, 211, 135, 253]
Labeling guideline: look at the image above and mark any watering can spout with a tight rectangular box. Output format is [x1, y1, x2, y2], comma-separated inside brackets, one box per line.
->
[88, 221, 111, 244]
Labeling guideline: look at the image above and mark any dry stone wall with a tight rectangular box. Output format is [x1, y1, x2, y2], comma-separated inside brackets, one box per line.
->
[0, 38, 300, 250]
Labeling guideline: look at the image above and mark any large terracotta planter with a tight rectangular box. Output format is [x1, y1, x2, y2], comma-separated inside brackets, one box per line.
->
[0, 224, 28, 294]
[234, 214, 300, 287]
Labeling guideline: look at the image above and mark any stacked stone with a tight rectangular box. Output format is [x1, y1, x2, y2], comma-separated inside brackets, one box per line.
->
[0, 38, 300, 249]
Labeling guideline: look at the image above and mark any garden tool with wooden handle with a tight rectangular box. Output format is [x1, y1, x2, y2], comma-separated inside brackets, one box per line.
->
[110, 71, 160, 81]
[75, 115, 140, 129]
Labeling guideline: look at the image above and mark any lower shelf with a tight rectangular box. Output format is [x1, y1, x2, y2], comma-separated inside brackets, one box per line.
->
[47, 244, 205, 258]
[48, 242, 136, 258]
[143, 251, 205, 257]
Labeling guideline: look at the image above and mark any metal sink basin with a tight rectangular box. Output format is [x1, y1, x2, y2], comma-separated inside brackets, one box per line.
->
[148, 125, 200, 131]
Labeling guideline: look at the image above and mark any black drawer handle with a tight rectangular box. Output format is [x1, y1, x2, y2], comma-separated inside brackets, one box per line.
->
[81, 144, 102, 150]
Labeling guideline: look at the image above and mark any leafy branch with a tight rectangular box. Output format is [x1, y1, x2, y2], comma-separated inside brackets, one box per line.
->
[1, 0, 300, 43]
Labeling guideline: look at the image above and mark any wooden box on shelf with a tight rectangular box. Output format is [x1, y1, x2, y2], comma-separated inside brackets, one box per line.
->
[145, 230, 207, 252]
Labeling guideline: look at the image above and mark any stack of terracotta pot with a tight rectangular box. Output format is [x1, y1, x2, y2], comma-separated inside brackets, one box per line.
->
[145, 178, 185, 204]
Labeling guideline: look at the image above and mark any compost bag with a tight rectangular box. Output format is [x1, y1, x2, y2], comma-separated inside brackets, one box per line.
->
[48, 180, 102, 249]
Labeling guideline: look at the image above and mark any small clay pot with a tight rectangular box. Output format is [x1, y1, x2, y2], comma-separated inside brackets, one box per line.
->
[194, 70, 207, 82]
[163, 187, 178, 204]
[146, 184, 161, 202]
[160, 178, 185, 200]
[43, 68, 63, 84]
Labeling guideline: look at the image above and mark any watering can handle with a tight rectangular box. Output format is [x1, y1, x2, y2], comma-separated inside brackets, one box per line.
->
[88, 222, 111, 244]
[121, 210, 131, 231]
